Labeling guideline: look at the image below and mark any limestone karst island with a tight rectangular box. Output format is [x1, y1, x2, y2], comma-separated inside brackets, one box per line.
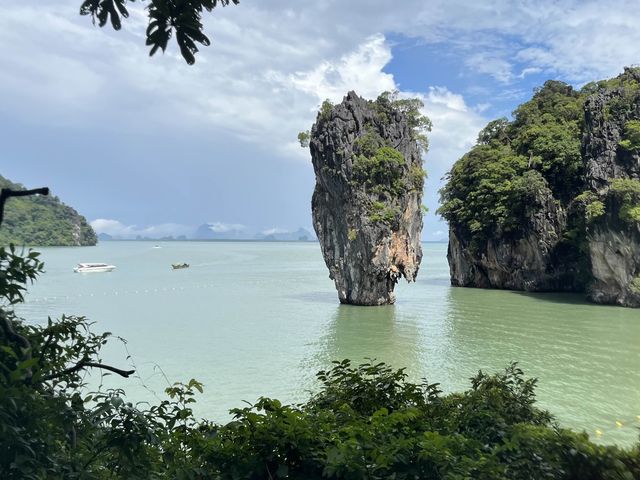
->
[440, 68, 640, 308]
[308, 92, 427, 305]
[1, 2, 640, 479]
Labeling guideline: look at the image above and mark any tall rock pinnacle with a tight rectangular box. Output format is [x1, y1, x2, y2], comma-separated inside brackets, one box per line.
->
[308, 91, 429, 305]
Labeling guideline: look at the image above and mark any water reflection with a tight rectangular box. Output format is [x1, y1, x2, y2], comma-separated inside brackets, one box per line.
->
[305, 304, 425, 380]
[442, 285, 640, 445]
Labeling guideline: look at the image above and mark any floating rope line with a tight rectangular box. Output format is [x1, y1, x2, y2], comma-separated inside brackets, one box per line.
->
[24, 282, 221, 304]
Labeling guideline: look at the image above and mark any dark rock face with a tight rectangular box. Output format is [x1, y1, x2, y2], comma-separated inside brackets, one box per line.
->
[310, 92, 424, 305]
[582, 84, 640, 307]
[447, 186, 583, 293]
[444, 68, 640, 307]
[583, 89, 640, 190]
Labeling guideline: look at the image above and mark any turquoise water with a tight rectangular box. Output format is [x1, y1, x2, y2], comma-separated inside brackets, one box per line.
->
[18, 241, 640, 446]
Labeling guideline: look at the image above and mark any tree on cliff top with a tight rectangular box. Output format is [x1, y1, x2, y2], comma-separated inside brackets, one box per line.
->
[79, 0, 239, 64]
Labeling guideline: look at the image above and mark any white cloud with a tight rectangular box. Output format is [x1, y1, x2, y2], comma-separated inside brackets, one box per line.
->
[288, 34, 396, 104]
[261, 227, 289, 236]
[421, 87, 486, 170]
[466, 52, 515, 84]
[205, 222, 247, 233]
[2, 1, 637, 153]
[91, 219, 193, 239]
[3, 0, 639, 241]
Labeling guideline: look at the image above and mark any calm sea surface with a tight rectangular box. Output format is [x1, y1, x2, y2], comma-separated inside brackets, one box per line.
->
[18, 241, 640, 445]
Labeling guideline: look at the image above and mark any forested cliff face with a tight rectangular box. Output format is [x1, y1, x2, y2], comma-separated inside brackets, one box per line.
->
[439, 67, 640, 308]
[0, 175, 97, 247]
[309, 92, 429, 305]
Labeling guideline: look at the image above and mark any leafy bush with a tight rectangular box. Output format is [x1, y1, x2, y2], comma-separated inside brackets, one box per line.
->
[575, 191, 606, 222]
[200, 360, 640, 480]
[409, 164, 427, 190]
[353, 146, 406, 198]
[320, 99, 334, 120]
[619, 120, 640, 153]
[610, 178, 640, 223]
[369, 201, 399, 225]
[297, 130, 310, 148]
[438, 144, 531, 242]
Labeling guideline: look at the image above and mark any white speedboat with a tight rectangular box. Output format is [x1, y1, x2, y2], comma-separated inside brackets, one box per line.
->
[73, 263, 116, 273]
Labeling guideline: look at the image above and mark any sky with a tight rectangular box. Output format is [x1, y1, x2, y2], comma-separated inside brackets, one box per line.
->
[1, 1, 639, 240]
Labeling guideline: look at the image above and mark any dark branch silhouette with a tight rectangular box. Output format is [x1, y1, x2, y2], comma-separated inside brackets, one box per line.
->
[43, 361, 135, 381]
[0, 187, 49, 226]
[79, 0, 240, 64]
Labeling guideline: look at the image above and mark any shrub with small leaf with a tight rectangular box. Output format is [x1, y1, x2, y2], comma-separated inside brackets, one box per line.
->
[610, 178, 640, 223]
[619, 120, 640, 153]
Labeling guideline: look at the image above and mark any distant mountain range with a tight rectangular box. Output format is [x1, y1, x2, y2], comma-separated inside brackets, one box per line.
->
[255, 228, 316, 242]
[193, 224, 316, 241]
[99, 224, 317, 242]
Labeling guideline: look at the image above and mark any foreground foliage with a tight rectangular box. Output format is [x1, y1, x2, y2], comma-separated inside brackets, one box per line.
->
[79, 0, 240, 65]
[1, 246, 639, 479]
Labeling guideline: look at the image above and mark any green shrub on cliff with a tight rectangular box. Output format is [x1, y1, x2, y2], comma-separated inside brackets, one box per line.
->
[598, 68, 640, 119]
[320, 99, 334, 120]
[610, 178, 640, 223]
[440, 80, 588, 246]
[619, 120, 640, 153]
[575, 191, 606, 222]
[353, 146, 406, 197]
[297, 130, 310, 148]
[438, 144, 529, 240]
[369, 201, 399, 224]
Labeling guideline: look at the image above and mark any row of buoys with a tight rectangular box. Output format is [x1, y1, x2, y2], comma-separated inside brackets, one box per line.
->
[594, 415, 640, 437]
[25, 283, 221, 303]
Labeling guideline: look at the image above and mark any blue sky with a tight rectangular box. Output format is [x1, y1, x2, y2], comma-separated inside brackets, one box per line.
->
[1, 0, 639, 240]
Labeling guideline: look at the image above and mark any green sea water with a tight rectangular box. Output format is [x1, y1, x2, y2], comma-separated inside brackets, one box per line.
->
[18, 241, 640, 445]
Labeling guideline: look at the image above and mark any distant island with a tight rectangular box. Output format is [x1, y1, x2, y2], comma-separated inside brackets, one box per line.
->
[194, 224, 316, 242]
[98, 224, 317, 242]
[0, 175, 96, 247]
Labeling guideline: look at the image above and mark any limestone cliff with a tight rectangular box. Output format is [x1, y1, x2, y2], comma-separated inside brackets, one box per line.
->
[0, 174, 97, 247]
[440, 68, 640, 308]
[582, 81, 640, 307]
[309, 92, 427, 305]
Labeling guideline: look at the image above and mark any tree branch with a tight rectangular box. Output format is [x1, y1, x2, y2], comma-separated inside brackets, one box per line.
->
[0, 187, 49, 226]
[43, 361, 135, 381]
